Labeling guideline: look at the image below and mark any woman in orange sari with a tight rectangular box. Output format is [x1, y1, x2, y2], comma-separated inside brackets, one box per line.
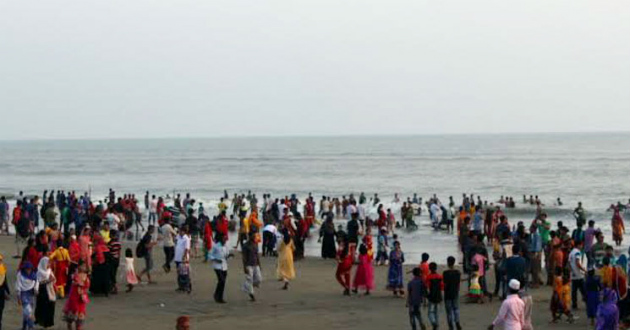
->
[611, 205, 625, 246]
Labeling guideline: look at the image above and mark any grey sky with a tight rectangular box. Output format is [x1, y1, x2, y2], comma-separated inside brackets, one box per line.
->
[1, 0, 629, 140]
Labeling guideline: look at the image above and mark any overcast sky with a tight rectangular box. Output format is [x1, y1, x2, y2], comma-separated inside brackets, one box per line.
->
[1, 1, 629, 140]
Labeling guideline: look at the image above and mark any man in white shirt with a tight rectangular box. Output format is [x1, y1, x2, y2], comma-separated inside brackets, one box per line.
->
[568, 240, 586, 309]
[210, 234, 232, 303]
[149, 195, 158, 225]
[174, 226, 191, 276]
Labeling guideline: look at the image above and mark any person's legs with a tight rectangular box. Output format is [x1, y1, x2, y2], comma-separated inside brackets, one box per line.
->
[243, 266, 255, 297]
[409, 305, 425, 330]
[428, 303, 438, 328]
[445, 299, 455, 330]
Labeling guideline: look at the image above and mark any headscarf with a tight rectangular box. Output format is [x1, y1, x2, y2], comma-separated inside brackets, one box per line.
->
[0, 254, 6, 286]
[15, 261, 37, 292]
[36, 257, 57, 301]
[36, 257, 52, 282]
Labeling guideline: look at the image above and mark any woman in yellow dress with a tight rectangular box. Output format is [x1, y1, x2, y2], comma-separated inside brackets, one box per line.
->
[277, 231, 296, 290]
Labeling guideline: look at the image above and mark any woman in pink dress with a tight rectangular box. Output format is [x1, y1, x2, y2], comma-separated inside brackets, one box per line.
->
[352, 244, 374, 295]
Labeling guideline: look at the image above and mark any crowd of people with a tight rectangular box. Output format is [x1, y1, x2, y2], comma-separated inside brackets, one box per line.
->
[0, 190, 629, 330]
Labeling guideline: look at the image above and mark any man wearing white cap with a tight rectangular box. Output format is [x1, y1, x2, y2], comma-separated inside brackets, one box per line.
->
[488, 279, 525, 330]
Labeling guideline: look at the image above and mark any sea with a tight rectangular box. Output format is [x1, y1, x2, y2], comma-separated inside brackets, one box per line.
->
[1, 133, 630, 263]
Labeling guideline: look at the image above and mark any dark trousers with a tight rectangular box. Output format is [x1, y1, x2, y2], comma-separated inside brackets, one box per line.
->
[409, 305, 424, 330]
[0, 296, 4, 330]
[572, 279, 586, 308]
[110, 259, 120, 291]
[214, 269, 227, 302]
[163, 246, 175, 271]
[262, 232, 275, 256]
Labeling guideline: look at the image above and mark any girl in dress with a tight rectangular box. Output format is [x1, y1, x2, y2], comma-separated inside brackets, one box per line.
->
[335, 238, 353, 296]
[123, 248, 138, 293]
[352, 244, 374, 295]
[16, 261, 38, 330]
[467, 264, 483, 303]
[63, 263, 90, 330]
[386, 241, 405, 296]
[35, 257, 56, 329]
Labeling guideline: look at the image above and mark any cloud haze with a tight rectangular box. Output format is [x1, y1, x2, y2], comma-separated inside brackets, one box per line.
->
[1, 0, 629, 139]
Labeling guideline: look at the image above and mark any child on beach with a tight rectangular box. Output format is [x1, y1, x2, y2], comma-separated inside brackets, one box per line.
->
[387, 241, 405, 296]
[376, 228, 388, 266]
[352, 244, 374, 295]
[467, 264, 483, 304]
[585, 268, 601, 325]
[550, 268, 574, 323]
[407, 267, 427, 330]
[178, 260, 192, 294]
[426, 262, 444, 330]
[419, 253, 430, 286]
[123, 248, 138, 292]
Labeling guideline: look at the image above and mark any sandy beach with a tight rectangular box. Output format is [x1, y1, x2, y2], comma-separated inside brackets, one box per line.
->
[0, 235, 594, 330]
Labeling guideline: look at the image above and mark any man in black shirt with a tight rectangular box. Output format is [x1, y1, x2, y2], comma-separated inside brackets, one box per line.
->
[443, 256, 462, 330]
[347, 212, 360, 258]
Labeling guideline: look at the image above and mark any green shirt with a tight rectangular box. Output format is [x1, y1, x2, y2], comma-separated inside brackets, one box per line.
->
[538, 220, 551, 245]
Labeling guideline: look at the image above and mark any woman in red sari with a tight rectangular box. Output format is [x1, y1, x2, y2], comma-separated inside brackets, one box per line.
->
[64, 263, 90, 330]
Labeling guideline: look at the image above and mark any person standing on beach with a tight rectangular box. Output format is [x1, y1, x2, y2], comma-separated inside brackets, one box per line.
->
[210, 234, 232, 303]
[242, 231, 262, 301]
[0, 197, 9, 235]
[443, 256, 462, 330]
[136, 225, 157, 285]
[276, 230, 295, 290]
[407, 267, 427, 330]
[387, 241, 405, 296]
[426, 262, 444, 330]
[161, 218, 177, 273]
[174, 226, 191, 290]
[336, 236, 353, 296]
[488, 279, 524, 330]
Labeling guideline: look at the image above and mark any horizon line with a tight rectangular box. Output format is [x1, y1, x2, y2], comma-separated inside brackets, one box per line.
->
[1, 130, 629, 143]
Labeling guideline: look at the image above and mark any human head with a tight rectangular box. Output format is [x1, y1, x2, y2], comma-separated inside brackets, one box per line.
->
[447, 256, 455, 268]
[422, 253, 429, 262]
[429, 262, 437, 273]
[359, 244, 368, 255]
[125, 248, 133, 258]
[412, 267, 421, 277]
[176, 316, 190, 330]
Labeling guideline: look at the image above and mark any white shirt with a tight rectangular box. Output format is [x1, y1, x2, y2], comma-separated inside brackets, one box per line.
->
[358, 204, 366, 220]
[278, 204, 287, 217]
[263, 224, 277, 235]
[568, 248, 584, 280]
[150, 199, 158, 213]
[210, 243, 230, 271]
[174, 234, 191, 263]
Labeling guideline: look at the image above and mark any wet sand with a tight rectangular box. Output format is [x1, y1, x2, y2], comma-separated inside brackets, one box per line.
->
[0, 236, 591, 330]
